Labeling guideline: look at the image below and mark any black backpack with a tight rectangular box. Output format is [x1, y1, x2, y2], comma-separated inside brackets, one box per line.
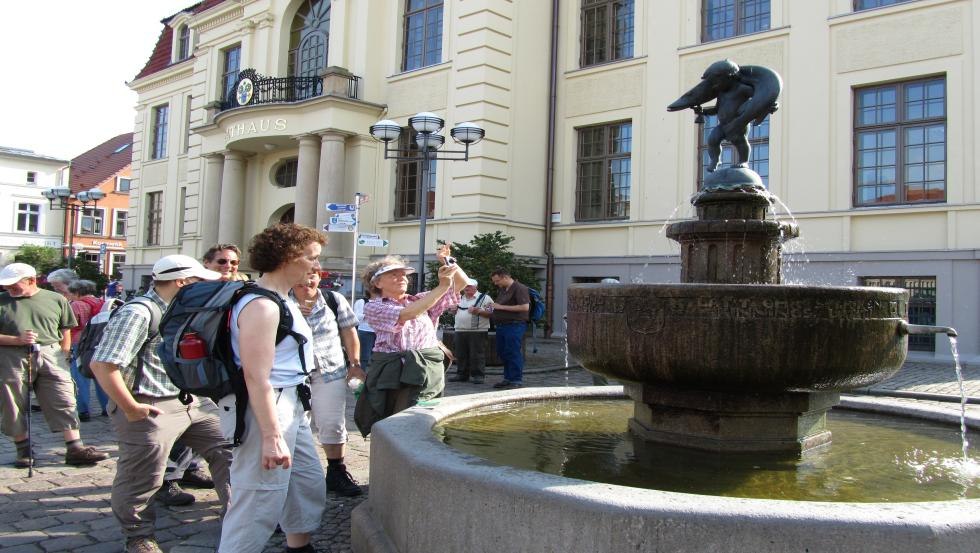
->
[157, 280, 308, 446]
[75, 298, 158, 379]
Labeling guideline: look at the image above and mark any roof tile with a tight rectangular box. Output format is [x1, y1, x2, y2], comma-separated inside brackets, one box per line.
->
[69, 133, 134, 193]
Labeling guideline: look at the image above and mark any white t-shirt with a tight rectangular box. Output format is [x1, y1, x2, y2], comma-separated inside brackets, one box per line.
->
[231, 293, 312, 388]
[454, 292, 493, 332]
[353, 298, 374, 333]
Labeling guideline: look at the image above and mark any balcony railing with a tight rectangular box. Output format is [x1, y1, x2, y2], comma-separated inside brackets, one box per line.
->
[220, 68, 360, 112]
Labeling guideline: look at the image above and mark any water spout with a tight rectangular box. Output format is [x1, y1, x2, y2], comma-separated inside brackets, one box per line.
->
[899, 322, 958, 338]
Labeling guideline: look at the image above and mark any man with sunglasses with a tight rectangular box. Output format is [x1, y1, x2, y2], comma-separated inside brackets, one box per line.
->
[203, 244, 248, 282]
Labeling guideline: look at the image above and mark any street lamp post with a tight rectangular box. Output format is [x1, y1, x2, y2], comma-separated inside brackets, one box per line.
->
[369, 113, 485, 292]
[41, 187, 106, 269]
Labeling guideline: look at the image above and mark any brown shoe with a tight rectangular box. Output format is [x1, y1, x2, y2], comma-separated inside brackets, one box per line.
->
[125, 536, 163, 553]
[65, 445, 109, 466]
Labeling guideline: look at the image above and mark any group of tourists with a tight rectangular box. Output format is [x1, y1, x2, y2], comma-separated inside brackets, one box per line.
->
[0, 223, 532, 553]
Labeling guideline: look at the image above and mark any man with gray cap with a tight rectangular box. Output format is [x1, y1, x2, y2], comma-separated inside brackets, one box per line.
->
[90, 255, 233, 553]
[450, 278, 493, 384]
[0, 262, 109, 467]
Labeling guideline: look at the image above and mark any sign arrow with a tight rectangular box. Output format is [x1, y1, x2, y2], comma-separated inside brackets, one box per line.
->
[325, 202, 357, 212]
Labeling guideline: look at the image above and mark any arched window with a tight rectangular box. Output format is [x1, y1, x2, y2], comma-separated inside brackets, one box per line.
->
[274, 158, 299, 188]
[288, 0, 330, 78]
[176, 25, 191, 61]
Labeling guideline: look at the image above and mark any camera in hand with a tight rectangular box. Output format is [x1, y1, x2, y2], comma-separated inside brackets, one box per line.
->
[445, 256, 457, 266]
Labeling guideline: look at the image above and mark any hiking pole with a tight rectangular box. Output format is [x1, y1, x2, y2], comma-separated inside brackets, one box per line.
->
[25, 342, 40, 477]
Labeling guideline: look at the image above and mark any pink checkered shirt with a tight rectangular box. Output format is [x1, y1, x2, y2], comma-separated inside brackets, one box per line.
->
[364, 287, 458, 353]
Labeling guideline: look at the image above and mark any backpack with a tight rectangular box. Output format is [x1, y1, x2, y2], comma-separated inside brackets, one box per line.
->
[528, 287, 545, 323]
[75, 297, 158, 379]
[156, 280, 308, 446]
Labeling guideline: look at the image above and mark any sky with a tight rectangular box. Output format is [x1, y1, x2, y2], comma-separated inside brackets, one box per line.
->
[0, 1, 196, 161]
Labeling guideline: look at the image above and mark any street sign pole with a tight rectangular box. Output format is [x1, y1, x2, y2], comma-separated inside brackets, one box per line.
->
[350, 193, 361, 306]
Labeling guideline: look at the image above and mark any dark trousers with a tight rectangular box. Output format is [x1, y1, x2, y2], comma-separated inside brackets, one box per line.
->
[495, 322, 526, 383]
[454, 331, 487, 380]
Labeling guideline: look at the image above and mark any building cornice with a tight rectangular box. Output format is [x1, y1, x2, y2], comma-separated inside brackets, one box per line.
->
[193, 3, 246, 34]
[128, 62, 195, 94]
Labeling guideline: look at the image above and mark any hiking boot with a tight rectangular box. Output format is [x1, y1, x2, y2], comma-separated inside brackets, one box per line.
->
[493, 380, 522, 389]
[155, 480, 195, 506]
[14, 454, 33, 468]
[326, 466, 363, 497]
[65, 445, 109, 466]
[180, 468, 214, 489]
[125, 536, 163, 553]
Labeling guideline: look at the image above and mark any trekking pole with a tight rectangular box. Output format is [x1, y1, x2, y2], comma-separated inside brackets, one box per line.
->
[25, 341, 40, 477]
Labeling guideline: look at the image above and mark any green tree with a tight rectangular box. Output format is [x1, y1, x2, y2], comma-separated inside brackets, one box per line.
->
[426, 231, 541, 325]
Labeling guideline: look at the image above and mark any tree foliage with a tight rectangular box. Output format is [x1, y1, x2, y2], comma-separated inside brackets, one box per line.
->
[425, 231, 540, 296]
[12, 245, 109, 293]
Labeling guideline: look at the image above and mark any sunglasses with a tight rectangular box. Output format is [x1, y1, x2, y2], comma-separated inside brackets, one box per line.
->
[215, 259, 240, 266]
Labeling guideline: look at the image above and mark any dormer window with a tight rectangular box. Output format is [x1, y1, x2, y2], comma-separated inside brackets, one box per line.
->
[176, 24, 191, 61]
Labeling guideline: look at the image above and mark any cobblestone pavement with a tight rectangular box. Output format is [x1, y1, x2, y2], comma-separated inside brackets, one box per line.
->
[1, 337, 975, 553]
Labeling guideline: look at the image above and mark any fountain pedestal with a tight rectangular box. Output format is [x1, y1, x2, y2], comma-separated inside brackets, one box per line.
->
[569, 183, 909, 454]
[626, 383, 838, 453]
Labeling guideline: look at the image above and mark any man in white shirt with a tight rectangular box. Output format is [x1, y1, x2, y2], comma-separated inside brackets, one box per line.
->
[449, 278, 493, 384]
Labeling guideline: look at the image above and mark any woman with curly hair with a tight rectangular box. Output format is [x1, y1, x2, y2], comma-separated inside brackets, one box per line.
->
[353, 245, 469, 437]
[218, 223, 325, 553]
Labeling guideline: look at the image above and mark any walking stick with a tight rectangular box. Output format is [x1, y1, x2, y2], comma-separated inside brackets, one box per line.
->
[25, 342, 39, 477]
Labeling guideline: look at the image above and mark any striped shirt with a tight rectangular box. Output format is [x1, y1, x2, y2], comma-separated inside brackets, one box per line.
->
[92, 289, 175, 397]
[289, 289, 358, 383]
[364, 287, 458, 354]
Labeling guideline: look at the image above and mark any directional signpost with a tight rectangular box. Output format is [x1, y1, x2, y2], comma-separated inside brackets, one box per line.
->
[357, 235, 389, 248]
[323, 193, 377, 304]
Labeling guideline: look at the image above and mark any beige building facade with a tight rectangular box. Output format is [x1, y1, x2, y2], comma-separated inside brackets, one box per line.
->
[126, 0, 979, 361]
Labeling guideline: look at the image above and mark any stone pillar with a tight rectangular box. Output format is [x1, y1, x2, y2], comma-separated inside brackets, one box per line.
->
[316, 132, 348, 247]
[217, 151, 246, 246]
[295, 134, 321, 227]
[201, 153, 224, 249]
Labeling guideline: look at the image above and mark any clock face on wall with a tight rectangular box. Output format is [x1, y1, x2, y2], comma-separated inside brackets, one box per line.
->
[236, 78, 254, 106]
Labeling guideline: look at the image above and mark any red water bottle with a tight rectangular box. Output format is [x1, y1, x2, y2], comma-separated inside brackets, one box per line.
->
[178, 332, 207, 360]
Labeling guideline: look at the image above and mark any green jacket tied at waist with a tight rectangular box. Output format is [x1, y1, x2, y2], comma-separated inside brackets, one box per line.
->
[353, 346, 445, 437]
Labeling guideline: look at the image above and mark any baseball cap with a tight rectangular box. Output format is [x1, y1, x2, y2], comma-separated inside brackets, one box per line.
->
[152, 255, 222, 281]
[0, 263, 37, 286]
[371, 263, 416, 281]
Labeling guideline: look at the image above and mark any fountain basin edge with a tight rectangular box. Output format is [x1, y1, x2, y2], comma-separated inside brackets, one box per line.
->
[351, 387, 980, 553]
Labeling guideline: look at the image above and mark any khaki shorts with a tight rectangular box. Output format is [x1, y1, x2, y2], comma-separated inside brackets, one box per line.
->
[0, 344, 78, 437]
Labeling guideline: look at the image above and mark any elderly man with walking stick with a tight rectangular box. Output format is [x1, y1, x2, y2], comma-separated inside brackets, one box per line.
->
[0, 263, 108, 469]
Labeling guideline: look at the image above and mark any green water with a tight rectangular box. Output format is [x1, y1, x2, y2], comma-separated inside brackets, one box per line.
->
[434, 399, 980, 502]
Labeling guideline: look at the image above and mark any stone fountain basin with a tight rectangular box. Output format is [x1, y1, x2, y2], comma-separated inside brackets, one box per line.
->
[350, 387, 980, 553]
[567, 284, 909, 392]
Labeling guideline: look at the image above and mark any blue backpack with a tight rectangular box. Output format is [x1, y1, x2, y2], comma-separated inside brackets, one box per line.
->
[528, 287, 545, 323]
[157, 280, 308, 445]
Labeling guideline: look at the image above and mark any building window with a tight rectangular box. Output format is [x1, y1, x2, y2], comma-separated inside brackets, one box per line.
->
[114, 210, 127, 237]
[394, 128, 436, 220]
[403, 0, 443, 72]
[110, 253, 126, 275]
[274, 159, 299, 188]
[575, 121, 632, 221]
[81, 252, 99, 264]
[151, 105, 169, 160]
[26, 171, 37, 185]
[861, 276, 936, 351]
[116, 176, 132, 192]
[698, 114, 770, 189]
[854, 77, 946, 206]
[221, 45, 241, 103]
[146, 191, 163, 246]
[183, 95, 193, 154]
[854, 0, 913, 10]
[581, 0, 634, 67]
[176, 25, 191, 61]
[79, 207, 105, 236]
[16, 203, 40, 232]
[702, 0, 770, 43]
[289, 0, 331, 78]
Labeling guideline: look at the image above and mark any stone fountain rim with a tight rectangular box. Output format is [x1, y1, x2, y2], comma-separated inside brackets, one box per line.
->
[391, 387, 977, 514]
